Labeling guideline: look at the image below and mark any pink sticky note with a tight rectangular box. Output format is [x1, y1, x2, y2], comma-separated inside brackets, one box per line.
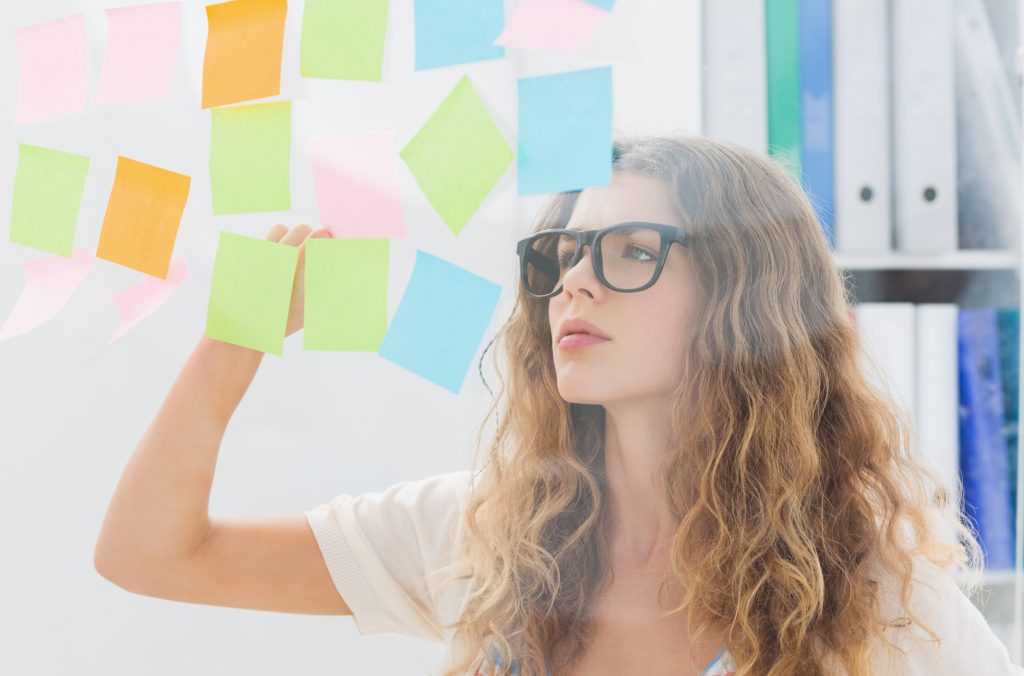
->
[310, 131, 407, 238]
[494, 0, 608, 54]
[15, 13, 88, 125]
[0, 249, 94, 340]
[90, 259, 187, 360]
[94, 2, 182, 104]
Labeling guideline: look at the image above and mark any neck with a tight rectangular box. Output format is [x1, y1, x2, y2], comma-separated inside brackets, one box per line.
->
[601, 399, 677, 565]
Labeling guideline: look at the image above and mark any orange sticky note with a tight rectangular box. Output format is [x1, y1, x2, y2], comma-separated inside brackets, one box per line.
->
[202, 0, 287, 109]
[96, 156, 191, 279]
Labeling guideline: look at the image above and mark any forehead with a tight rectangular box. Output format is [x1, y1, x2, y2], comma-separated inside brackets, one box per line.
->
[565, 171, 682, 231]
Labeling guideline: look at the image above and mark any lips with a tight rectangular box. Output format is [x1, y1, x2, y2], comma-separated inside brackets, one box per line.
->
[557, 317, 610, 342]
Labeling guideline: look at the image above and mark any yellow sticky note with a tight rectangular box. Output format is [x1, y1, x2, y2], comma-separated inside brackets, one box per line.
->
[96, 156, 191, 279]
[202, 0, 287, 109]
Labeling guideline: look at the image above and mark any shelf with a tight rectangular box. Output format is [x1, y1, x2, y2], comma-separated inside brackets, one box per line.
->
[832, 249, 1020, 270]
[952, 569, 1022, 587]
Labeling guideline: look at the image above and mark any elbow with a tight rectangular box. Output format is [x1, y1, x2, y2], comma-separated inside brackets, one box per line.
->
[93, 542, 126, 588]
[93, 540, 145, 593]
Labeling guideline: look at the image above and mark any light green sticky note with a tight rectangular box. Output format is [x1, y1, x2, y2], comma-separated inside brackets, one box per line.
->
[210, 101, 291, 214]
[206, 230, 299, 355]
[301, 0, 390, 81]
[10, 144, 90, 256]
[304, 238, 389, 351]
[400, 75, 514, 236]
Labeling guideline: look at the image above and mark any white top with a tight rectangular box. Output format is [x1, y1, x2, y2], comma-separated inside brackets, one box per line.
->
[304, 470, 1024, 675]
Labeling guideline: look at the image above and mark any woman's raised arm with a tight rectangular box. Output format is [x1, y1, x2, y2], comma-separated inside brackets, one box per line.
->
[92, 225, 350, 615]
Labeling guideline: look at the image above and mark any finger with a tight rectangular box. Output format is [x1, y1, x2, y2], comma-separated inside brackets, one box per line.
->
[265, 224, 288, 242]
[296, 228, 331, 258]
[279, 224, 313, 247]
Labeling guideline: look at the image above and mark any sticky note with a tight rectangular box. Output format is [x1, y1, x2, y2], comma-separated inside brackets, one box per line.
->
[494, 0, 607, 54]
[206, 230, 298, 355]
[210, 101, 291, 214]
[202, 0, 287, 108]
[10, 144, 90, 257]
[584, 0, 617, 9]
[15, 13, 87, 124]
[0, 249, 94, 341]
[518, 66, 613, 194]
[91, 259, 188, 360]
[96, 157, 191, 279]
[400, 76, 514, 235]
[94, 2, 182, 104]
[310, 131, 406, 239]
[414, 0, 504, 70]
[378, 250, 501, 393]
[303, 238, 389, 351]
[301, 0, 389, 80]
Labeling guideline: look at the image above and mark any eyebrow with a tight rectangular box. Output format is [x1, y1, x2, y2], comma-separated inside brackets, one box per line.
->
[564, 223, 662, 234]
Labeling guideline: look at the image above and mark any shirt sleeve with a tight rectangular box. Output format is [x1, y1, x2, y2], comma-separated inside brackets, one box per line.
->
[875, 558, 1024, 675]
[304, 469, 474, 642]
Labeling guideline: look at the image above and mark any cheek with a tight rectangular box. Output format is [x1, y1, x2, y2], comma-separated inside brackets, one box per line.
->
[634, 291, 695, 356]
[547, 300, 559, 337]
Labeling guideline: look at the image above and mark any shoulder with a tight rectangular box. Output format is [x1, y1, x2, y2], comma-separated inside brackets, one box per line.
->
[340, 469, 476, 551]
[868, 556, 1023, 675]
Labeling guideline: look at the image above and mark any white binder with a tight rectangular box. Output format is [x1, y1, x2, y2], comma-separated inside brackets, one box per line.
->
[891, 0, 958, 252]
[701, 0, 766, 153]
[833, 0, 892, 253]
[914, 303, 961, 513]
[853, 303, 916, 432]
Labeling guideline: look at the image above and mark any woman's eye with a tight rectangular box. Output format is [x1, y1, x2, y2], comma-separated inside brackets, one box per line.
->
[556, 250, 575, 267]
[625, 244, 656, 261]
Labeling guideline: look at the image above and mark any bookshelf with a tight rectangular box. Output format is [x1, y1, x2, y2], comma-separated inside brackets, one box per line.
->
[704, 0, 1024, 660]
[830, 0, 1024, 662]
[833, 249, 1020, 271]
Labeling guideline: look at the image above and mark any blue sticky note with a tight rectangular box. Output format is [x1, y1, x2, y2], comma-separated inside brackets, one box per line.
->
[415, 0, 505, 70]
[518, 66, 613, 194]
[378, 250, 501, 393]
[583, 0, 617, 9]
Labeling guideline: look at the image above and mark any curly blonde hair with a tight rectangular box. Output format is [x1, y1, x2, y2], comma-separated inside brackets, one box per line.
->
[432, 134, 984, 675]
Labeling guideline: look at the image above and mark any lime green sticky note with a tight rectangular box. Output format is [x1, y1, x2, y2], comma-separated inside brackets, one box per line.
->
[10, 144, 90, 256]
[303, 238, 389, 351]
[206, 230, 298, 355]
[301, 0, 390, 81]
[400, 75, 514, 236]
[210, 101, 291, 214]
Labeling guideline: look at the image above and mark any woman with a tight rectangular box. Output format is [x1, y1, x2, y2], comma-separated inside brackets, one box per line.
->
[95, 135, 1021, 675]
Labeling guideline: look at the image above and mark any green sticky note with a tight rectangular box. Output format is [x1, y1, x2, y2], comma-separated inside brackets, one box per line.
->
[210, 101, 291, 214]
[400, 75, 514, 236]
[301, 0, 390, 81]
[206, 230, 298, 355]
[10, 144, 90, 256]
[303, 238, 389, 351]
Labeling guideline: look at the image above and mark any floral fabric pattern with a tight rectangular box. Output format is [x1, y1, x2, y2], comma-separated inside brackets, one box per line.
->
[703, 648, 737, 675]
[475, 645, 736, 675]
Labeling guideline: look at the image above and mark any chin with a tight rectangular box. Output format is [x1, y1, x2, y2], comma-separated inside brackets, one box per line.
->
[555, 378, 608, 406]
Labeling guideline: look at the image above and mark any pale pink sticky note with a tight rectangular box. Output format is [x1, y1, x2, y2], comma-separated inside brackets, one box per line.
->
[494, 0, 609, 54]
[15, 13, 88, 125]
[0, 248, 94, 340]
[310, 131, 407, 238]
[94, 2, 182, 104]
[90, 259, 187, 360]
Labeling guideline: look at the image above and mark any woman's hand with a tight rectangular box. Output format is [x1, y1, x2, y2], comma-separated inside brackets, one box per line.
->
[264, 224, 333, 337]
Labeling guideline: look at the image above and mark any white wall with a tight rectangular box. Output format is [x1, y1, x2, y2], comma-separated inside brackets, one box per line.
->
[0, 1, 700, 674]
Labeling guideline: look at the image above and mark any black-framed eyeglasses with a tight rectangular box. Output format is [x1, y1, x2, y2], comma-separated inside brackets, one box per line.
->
[515, 221, 690, 299]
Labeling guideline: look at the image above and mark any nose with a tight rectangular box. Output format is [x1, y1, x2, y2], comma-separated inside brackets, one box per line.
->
[560, 243, 602, 299]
